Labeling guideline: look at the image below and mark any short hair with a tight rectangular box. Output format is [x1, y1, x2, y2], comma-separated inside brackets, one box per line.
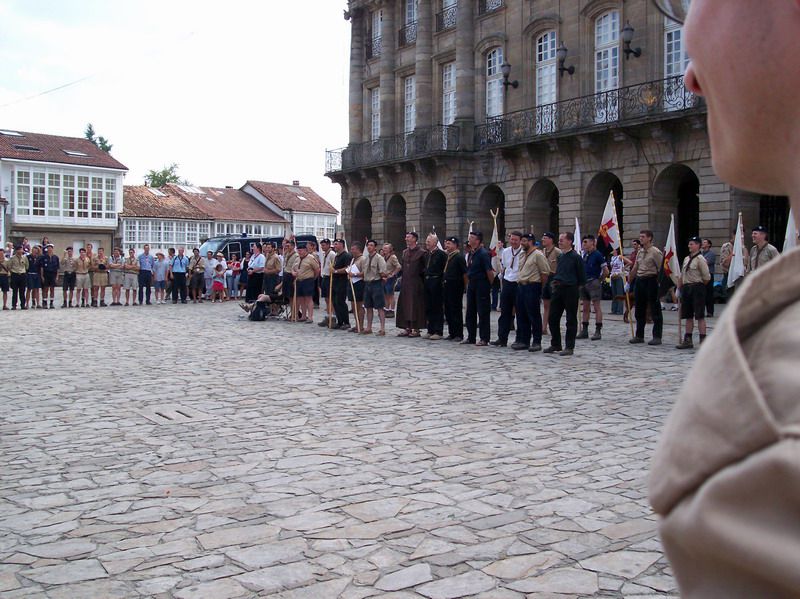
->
[469, 230, 484, 242]
[384, 243, 394, 250]
[98, 247, 104, 252]
[168, 247, 176, 253]
[563, 231, 574, 243]
[406, 231, 419, 240]
[582, 235, 595, 242]
[702, 238, 712, 246]
[350, 241, 364, 252]
[426, 233, 438, 243]
[367, 239, 378, 247]
[285, 240, 296, 247]
[640, 229, 654, 240]
[66, 246, 73, 251]
[79, 247, 86, 252]
[509, 231, 523, 239]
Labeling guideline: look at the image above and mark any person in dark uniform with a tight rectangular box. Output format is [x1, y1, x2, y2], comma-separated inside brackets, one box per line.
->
[40, 244, 60, 309]
[330, 238, 352, 329]
[442, 236, 467, 342]
[423, 234, 446, 340]
[544, 232, 587, 356]
[462, 231, 495, 346]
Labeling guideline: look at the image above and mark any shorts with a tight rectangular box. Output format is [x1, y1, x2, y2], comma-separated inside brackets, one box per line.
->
[321, 276, 330, 300]
[384, 276, 398, 295]
[680, 283, 706, 320]
[212, 281, 225, 291]
[93, 272, 109, 287]
[62, 272, 77, 290]
[154, 280, 166, 290]
[296, 277, 315, 297]
[189, 273, 205, 290]
[580, 278, 602, 301]
[348, 279, 365, 303]
[123, 273, 139, 290]
[26, 272, 42, 289]
[109, 270, 124, 286]
[75, 273, 91, 290]
[42, 271, 57, 287]
[0, 275, 8, 293]
[542, 278, 553, 300]
[363, 280, 385, 310]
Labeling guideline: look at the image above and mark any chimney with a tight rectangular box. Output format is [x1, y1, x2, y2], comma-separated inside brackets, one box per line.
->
[292, 180, 300, 186]
[225, 185, 233, 189]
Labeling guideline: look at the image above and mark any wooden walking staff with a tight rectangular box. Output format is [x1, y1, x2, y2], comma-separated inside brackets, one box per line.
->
[327, 261, 334, 329]
[291, 276, 298, 322]
[612, 198, 635, 338]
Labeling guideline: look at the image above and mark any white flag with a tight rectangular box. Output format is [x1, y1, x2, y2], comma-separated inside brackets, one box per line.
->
[784, 208, 797, 252]
[574, 217, 582, 252]
[663, 214, 682, 286]
[727, 213, 746, 288]
[431, 227, 443, 251]
[489, 212, 499, 252]
[598, 192, 621, 250]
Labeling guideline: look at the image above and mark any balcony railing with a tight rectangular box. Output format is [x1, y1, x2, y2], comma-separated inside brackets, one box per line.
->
[326, 125, 461, 174]
[436, 6, 457, 32]
[366, 35, 382, 60]
[475, 75, 703, 149]
[399, 21, 418, 46]
[478, 0, 504, 15]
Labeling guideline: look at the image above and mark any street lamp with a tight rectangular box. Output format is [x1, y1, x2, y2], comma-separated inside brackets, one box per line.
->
[622, 21, 642, 59]
[557, 43, 575, 77]
[501, 61, 519, 89]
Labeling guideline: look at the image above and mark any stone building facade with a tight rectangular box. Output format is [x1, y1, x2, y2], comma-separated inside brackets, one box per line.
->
[325, 0, 790, 257]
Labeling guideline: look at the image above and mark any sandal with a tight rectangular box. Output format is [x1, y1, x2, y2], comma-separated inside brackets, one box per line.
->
[360, 329, 373, 335]
[375, 330, 386, 336]
[409, 330, 421, 338]
[397, 330, 410, 337]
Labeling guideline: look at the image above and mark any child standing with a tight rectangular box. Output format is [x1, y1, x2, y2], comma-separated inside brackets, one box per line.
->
[152, 252, 169, 304]
[211, 263, 226, 303]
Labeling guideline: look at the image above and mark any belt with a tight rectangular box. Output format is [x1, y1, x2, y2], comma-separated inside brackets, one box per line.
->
[518, 280, 541, 286]
[503, 279, 518, 285]
[425, 274, 442, 279]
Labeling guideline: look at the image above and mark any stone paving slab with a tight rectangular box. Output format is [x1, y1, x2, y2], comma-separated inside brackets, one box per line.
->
[0, 300, 701, 597]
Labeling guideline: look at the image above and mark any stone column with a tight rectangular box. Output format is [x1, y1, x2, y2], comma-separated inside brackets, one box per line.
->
[415, 0, 433, 130]
[455, 0, 475, 149]
[348, 9, 366, 145]
[379, 1, 397, 138]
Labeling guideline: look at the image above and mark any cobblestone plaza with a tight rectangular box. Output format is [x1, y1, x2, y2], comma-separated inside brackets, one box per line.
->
[0, 303, 699, 598]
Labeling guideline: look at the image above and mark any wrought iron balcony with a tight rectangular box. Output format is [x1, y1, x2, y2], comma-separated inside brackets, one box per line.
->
[326, 125, 461, 174]
[399, 21, 418, 46]
[436, 6, 457, 32]
[366, 35, 382, 60]
[478, 0, 504, 16]
[475, 75, 704, 149]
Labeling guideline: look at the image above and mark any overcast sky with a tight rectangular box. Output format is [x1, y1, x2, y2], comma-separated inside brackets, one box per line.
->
[0, 0, 351, 214]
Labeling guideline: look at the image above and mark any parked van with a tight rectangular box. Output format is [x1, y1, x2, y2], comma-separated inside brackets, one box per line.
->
[198, 234, 319, 260]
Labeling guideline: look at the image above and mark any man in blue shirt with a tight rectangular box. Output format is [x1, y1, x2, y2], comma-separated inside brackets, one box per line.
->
[577, 235, 609, 341]
[461, 231, 495, 346]
[138, 244, 156, 305]
[169, 247, 189, 304]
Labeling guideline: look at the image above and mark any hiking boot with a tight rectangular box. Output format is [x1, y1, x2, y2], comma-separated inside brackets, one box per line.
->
[489, 340, 506, 347]
[577, 322, 589, 339]
[648, 337, 663, 346]
[559, 348, 574, 356]
[590, 324, 602, 340]
[676, 335, 694, 350]
[542, 346, 561, 354]
[510, 342, 528, 350]
[629, 337, 644, 344]
[528, 343, 542, 352]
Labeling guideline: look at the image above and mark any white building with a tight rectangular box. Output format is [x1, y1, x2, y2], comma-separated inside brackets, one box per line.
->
[242, 180, 338, 240]
[0, 128, 127, 251]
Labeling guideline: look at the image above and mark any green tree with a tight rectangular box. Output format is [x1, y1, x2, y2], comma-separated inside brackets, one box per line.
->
[145, 163, 191, 187]
[84, 123, 113, 153]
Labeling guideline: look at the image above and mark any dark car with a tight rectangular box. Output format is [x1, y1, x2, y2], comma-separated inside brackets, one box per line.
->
[198, 234, 319, 260]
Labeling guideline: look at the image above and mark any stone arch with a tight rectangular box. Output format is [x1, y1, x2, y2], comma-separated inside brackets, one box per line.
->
[759, 195, 790, 250]
[584, 171, 623, 248]
[422, 190, 447, 244]
[352, 198, 373, 246]
[525, 179, 559, 238]
[477, 184, 506, 246]
[653, 164, 700, 258]
[384, 195, 407, 254]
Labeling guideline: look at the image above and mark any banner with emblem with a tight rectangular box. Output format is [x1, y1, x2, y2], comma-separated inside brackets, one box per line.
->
[663, 214, 681, 286]
[727, 213, 746, 288]
[597, 191, 621, 250]
[489, 209, 500, 254]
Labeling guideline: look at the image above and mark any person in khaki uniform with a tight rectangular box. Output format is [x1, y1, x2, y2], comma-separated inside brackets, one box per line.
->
[74, 248, 92, 308]
[361, 240, 388, 336]
[61, 247, 78, 308]
[8, 247, 28, 310]
[648, 1, 800, 597]
[381, 243, 401, 317]
[539, 232, 561, 336]
[92, 247, 110, 307]
[513, 233, 550, 352]
[0, 248, 11, 309]
[291, 242, 320, 322]
[629, 230, 664, 345]
[749, 224, 780, 272]
[122, 248, 140, 306]
[675, 236, 711, 349]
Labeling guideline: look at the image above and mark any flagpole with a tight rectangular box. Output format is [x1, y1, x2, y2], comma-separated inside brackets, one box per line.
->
[328, 261, 334, 329]
[611, 198, 635, 338]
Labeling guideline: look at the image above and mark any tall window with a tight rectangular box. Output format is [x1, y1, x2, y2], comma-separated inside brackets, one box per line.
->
[32, 172, 46, 216]
[63, 175, 75, 217]
[16, 171, 30, 216]
[77, 176, 89, 218]
[404, 75, 416, 135]
[595, 10, 620, 123]
[664, 18, 690, 111]
[442, 62, 456, 126]
[405, 0, 417, 24]
[368, 9, 383, 58]
[486, 47, 504, 118]
[370, 87, 381, 141]
[48, 173, 61, 217]
[536, 30, 558, 133]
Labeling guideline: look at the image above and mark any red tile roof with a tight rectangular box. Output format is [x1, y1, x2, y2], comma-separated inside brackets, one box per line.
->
[166, 184, 286, 223]
[245, 180, 338, 215]
[121, 186, 209, 220]
[0, 128, 127, 170]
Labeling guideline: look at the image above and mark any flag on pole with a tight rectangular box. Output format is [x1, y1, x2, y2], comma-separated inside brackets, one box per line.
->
[489, 209, 499, 253]
[574, 217, 582, 252]
[784, 208, 797, 252]
[284, 221, 295, 241]
[468, 220, 475, 235]
[431, 226, 443, 250]
[663, 214, 682, 286]
[727, 213, 746, 288]
[598, 192, 621, 250]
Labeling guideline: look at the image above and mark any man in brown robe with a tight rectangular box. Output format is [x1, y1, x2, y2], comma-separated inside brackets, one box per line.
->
[395, 232, 426, 337]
